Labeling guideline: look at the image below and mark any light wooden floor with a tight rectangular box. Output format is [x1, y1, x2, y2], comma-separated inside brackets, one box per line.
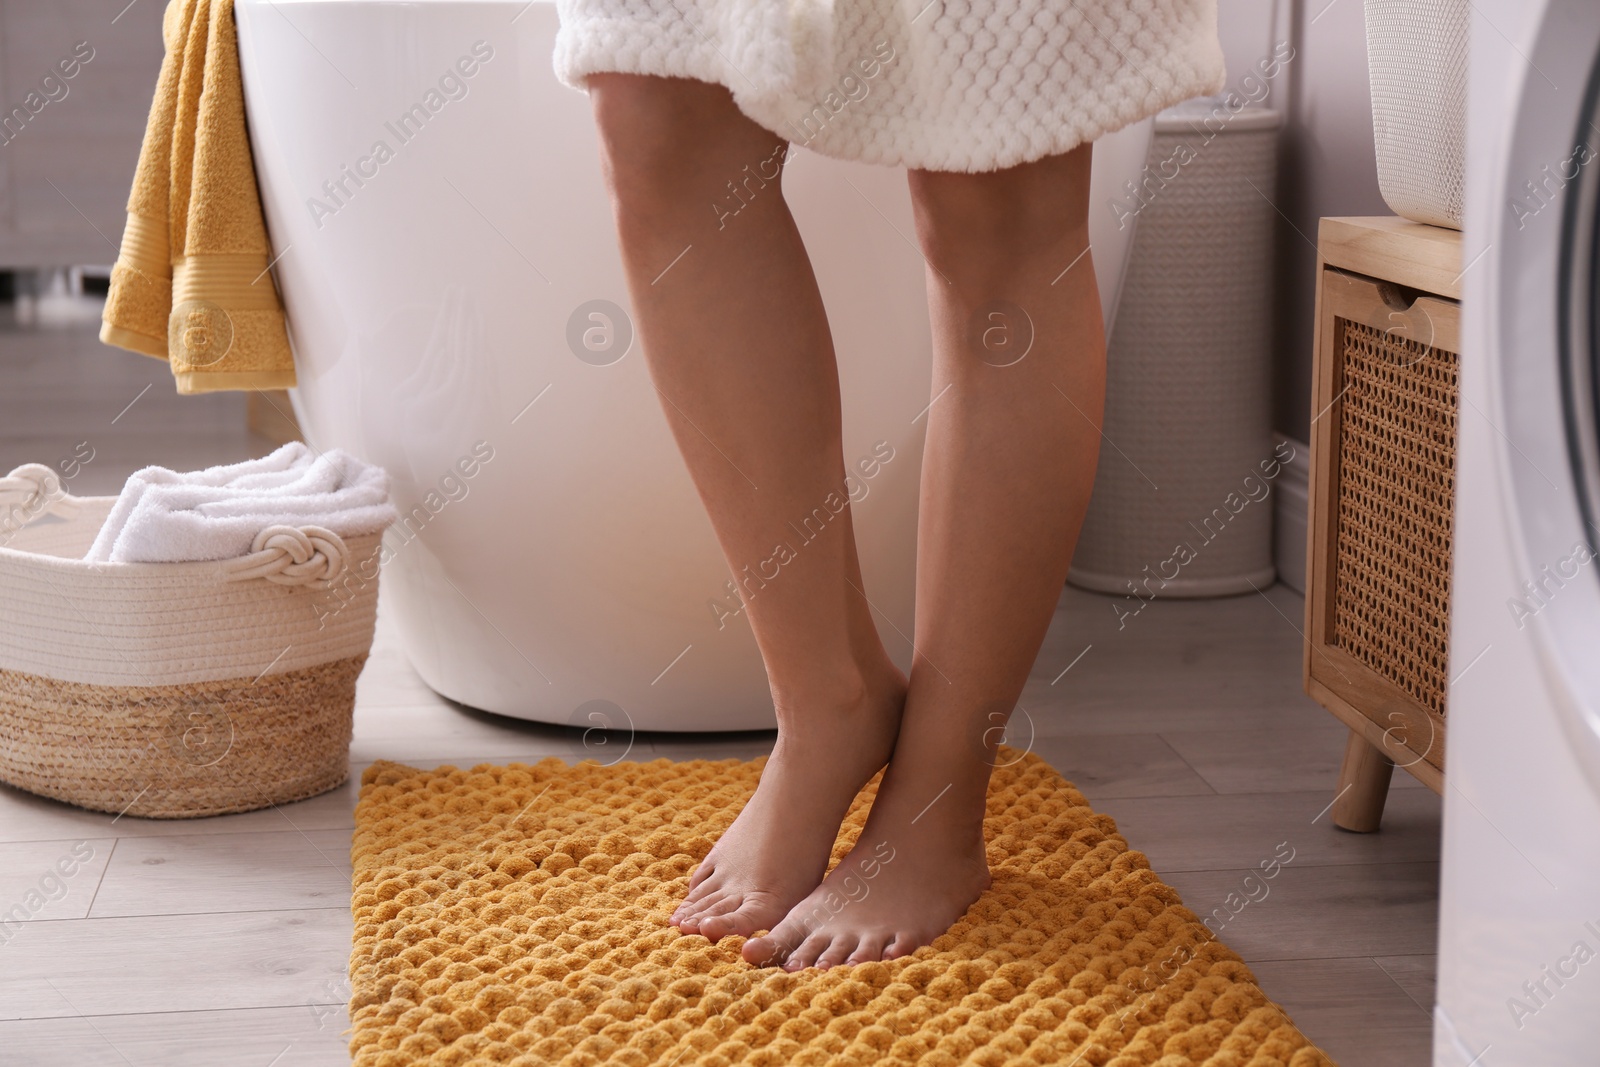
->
[0, 312, 1439, 1066]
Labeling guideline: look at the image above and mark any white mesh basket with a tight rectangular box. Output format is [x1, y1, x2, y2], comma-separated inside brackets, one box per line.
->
[1364, 0, 1468, 229]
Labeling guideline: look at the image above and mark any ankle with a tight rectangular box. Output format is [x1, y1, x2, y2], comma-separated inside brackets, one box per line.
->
[769, 658, 905, 725]
[875, 755, 993, 839]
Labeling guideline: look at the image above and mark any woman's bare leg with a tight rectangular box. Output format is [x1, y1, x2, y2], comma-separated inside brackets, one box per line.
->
[587, 73, 907, 941]
[744, 143, 1106, 969]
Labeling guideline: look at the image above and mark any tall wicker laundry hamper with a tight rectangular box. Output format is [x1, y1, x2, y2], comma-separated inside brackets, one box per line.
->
[1069, 98, 1283, 600]
[0, 464, 384, 819]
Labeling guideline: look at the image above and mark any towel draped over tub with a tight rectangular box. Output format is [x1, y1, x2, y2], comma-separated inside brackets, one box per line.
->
[101, 0, 295, 394]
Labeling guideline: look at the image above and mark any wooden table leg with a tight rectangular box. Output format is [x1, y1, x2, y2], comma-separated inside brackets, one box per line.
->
[1331, 728, 1395, 832]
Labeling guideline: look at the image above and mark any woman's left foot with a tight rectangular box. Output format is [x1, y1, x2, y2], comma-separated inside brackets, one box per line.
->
[741, 763, 992, 969]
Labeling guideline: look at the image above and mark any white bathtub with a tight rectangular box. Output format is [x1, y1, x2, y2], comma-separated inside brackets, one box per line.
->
[234, 0, 1153, 731]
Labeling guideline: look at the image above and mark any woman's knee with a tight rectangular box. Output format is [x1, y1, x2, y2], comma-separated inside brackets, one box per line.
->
[588, 73, 786, 223]
[908, 143, 1093, 279]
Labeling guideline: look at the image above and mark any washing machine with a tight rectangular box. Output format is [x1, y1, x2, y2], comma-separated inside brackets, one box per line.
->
[1437, 0, 1600, 1063]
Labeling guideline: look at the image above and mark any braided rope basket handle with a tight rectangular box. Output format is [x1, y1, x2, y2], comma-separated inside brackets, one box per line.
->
[5, 464, 351, 589]
[0, 463, 84, 523]
[224, 525, 351, 589]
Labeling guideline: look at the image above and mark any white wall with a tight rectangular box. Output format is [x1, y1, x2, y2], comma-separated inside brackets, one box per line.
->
[1215, 0, 1391, 442]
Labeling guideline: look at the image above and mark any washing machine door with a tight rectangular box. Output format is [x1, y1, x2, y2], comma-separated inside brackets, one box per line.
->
[1492, 0, 1600, 799]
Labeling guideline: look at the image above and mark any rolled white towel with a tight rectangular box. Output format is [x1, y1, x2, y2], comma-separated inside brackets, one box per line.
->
[85, 442, 398, 564]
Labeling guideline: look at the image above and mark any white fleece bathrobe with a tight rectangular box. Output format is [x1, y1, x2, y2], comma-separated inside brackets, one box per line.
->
[551, 0, 1227, 173]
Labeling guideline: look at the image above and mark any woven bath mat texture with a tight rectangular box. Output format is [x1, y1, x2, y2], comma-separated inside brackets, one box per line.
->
[349, 751, 1333, 1066]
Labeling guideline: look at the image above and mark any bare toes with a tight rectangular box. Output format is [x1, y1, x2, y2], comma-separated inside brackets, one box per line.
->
[703, 893, 786, 940]
[741, 934, 782, 967]
[784, 931, 833, 972]
[672, 891, 730, 931]
[845, 935, 889, 964]
[746, 913, 810, 968]
[883, 932, 919, 960]
[813, 935, 858, 970]
[689, 900, 746, 931]
[673, 880, 722, 916]
[669, 900, 695, 925]
[695, 908, 746, 940]
[686, 856, 719, 893]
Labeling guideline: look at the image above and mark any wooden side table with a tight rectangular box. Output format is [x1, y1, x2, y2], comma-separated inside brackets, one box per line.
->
[1304, 216, 1463, 831]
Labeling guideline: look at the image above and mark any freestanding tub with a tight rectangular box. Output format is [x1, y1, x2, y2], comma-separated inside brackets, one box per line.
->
[234, 0, 1155, 731]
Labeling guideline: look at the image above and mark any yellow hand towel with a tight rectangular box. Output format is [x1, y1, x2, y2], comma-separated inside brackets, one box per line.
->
[100, 0, 295, 394]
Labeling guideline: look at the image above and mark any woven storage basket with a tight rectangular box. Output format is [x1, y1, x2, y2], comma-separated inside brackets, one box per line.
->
[1069, 97, 1282, 599]
[1364, 0, 1468, 229]
[0, 464, 383, 818]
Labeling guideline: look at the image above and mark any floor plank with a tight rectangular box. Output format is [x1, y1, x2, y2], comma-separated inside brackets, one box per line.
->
[1162, 861, 1441, 962]
[1093, 785, 1442, 873]
[1248, 959, 1440, 1067]
[349, 701, 593, 765]
[0, 909, 349, 1020]
[0, 1005, 350, 1067]
[89, 830, 351, 918]
[1162, 724, 1427, 794]
[1250, 957, 1435, 1067]
[1024, 585, 1326, 730]
[1374, 954, 1439, 1017]
[0, 838, 116, 925]
[1026, 733, 1217, 800]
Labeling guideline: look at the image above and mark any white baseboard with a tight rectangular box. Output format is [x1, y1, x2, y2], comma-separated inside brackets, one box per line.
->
[1273, 433, 1309, 595]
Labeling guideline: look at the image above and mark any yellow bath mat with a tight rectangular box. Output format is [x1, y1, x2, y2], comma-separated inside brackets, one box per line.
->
[349, 752, 1333, 1066]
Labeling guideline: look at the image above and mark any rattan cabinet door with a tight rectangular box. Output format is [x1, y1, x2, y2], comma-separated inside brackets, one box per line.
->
[1306, 266, 1460, 781]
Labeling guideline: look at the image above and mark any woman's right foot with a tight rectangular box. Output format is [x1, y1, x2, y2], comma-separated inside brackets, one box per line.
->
[671, 664, 906, 942]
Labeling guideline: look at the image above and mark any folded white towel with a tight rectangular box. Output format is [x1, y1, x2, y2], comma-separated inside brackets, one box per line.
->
[85, 442, 398, 564]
